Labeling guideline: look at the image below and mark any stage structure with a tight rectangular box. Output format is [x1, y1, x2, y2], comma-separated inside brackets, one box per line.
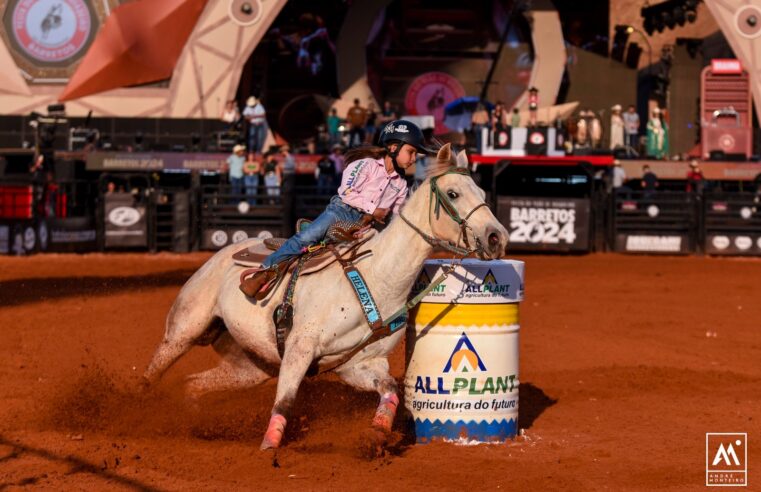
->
[0, 0, 287, 117]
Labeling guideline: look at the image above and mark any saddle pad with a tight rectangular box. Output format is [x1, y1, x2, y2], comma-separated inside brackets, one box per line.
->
[232, 229, 378, 274]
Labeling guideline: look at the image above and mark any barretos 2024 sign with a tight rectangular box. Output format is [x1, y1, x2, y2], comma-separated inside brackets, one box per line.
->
[498, 197, 590, 252]
[9, 0, 94, 64]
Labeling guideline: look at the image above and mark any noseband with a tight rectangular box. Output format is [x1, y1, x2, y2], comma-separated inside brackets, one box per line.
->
[399, 167, 490, 258]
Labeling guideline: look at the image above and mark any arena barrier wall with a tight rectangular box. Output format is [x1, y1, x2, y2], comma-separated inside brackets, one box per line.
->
[610, 190, 698, 254]
[405, 259, 524, 443]
[703, 191, 761, 255]
[199, 184, 286, 250]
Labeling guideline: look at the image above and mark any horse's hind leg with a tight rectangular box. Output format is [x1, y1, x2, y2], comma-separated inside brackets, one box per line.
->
[185, 331, 272, 400]
[142, 294, 216, 387]
[260, 335, 318, 450]
[336, 358, 399, 433]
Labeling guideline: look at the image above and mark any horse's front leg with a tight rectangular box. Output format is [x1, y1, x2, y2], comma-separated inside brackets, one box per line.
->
[336, 357, 399, 433]
[260, 334, 317, 450]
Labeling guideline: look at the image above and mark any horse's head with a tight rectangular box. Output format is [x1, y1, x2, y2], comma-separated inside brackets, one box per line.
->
[421, 143, 508, 259]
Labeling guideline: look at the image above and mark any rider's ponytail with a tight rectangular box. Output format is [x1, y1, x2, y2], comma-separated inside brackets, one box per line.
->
[343, 145, 388, 164]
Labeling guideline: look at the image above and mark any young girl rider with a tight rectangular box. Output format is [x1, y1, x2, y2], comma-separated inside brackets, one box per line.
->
[241, 119, 433, 298]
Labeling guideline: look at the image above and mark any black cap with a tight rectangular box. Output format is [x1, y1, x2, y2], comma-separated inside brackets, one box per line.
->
[378, 119, 435, 154]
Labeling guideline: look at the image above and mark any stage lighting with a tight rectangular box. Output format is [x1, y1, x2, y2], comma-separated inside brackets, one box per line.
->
[47, 103, 66, 116]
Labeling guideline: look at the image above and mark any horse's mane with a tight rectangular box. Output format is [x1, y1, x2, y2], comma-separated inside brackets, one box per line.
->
[425, 141, 468, 179]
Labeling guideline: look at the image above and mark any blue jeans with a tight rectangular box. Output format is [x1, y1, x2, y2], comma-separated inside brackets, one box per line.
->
[262, 195, 364, 268]
[248, 124, 266, 153]
[244, 174, 259, 205]
[230, 176, 244, 202]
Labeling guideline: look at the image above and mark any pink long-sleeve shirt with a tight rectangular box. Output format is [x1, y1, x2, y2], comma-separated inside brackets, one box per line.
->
[337, 158, 408, 214]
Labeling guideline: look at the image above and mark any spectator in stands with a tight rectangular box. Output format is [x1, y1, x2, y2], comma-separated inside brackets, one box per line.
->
[226, 144, 246, 201]
[221, 99, 240, 130]
[623, 104, 640, 156]
[365, 102, 378, 144]
[611, 161, 628, 195]
[326, 108, 342, 147]
[646, 107, 669, 160]
[44, 170, 58, 217]
[379, 100, 397, 126]
[641, 164, 658, 198]
[346, 98, 368, 147]
[279, 144, 296, 184]
[610, 104, 625, 150]
[510, 107, 521, 128]
[491, 101, 508, 130]
[315, 153, 336, 195]
[29, 155, 45, 215]
[263, 149, 282, 202]
[471, 103, 490, 152]
[328, 144, 345, 175]
[686, 160, 705, 193]
[243, 152, 261, 206]
[243, 96, 267, 153]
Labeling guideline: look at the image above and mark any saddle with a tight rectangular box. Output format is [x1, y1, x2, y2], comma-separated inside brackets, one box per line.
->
[236, 217, 376, 300]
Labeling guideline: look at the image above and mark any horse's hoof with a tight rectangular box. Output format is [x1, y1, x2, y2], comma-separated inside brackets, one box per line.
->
[260, 414, 286, 450]
[357, 428, 388, 460]
[260, 437, 280, 450]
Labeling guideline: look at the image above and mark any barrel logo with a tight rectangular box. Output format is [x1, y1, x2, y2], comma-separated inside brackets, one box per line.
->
[443, 333, 486, 373]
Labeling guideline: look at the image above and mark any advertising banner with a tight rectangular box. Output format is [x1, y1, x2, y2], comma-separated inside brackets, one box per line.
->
[498, 196, 590, 251]
[104, 193, 147, 248]
[615, 233, 691, 254]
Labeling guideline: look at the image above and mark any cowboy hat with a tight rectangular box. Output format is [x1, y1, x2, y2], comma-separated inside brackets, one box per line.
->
[233, 144, 246, 153]
[246, 96, 258, 106]
[612, 104, 622, 111]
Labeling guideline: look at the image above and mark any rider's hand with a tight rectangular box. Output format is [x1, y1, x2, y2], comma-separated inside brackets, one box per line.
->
[372, 208, 389, 224]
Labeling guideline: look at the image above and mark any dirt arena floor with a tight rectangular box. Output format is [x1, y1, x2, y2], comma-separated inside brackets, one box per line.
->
[0, 252, 759, 491]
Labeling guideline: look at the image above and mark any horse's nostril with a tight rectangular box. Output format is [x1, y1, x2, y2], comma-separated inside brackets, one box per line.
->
[488, 232, 500, 246]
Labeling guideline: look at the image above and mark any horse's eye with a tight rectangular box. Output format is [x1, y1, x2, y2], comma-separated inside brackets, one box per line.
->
[447, 190, 459, 200]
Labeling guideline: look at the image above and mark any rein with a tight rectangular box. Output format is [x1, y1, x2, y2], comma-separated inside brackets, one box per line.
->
[399, 167, 489, 259]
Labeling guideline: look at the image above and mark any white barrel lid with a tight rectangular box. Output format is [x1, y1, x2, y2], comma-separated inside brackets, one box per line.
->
[412, 259, 525, 304]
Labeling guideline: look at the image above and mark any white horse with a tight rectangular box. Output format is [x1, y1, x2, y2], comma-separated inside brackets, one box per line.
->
[142, 144, 508, 450]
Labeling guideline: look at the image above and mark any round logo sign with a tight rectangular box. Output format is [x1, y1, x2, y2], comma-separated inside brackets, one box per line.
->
[108, 206, 141, 227]
[712, 235, 730, 250]
[404, 72, 466, 134]
[23, 226, 36, 251]
[735, 236, 752, 250]
[232, 230, 249, 243]
[529, 131, 545, 145]
[237, 201, 250, 214]
[497, 130, 509, 147]
[647, 205, 660, 218]
[740, 206, 752, 219]
[257, 230, 274, 239]
[719, 134, 736, 151]
[12, 0, 92, 63]
[38, 221, 48, 251]
[210, 230, 228, 247]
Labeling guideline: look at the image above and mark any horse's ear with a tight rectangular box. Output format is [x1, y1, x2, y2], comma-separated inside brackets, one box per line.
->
[436, 143, 451, 162]
[455, 149, 469, 169]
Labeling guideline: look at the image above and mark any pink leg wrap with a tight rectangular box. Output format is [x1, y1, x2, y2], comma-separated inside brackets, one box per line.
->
[260, 414, 287, 450]
[371, 393, 399, 432]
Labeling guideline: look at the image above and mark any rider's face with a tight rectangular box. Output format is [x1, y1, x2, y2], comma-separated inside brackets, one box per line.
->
[394, 144, 418, 168]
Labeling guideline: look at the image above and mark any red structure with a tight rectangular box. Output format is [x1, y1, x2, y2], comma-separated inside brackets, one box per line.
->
[700, 59, 752, 160]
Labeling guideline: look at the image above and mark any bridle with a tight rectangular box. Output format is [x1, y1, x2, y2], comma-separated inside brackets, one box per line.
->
[399, 167, 490, 258]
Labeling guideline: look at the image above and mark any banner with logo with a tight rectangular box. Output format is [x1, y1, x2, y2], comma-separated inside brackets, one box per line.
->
[498, 197, 590, 252]
[104, 193, 147, 248]
[615, 233, 691, 254]
[705, 234, 761, 255]
[47, 217, 97, 252]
